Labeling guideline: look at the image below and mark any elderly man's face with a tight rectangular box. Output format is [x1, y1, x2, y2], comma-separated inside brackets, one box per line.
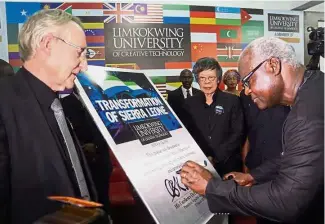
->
[198, 69, 218, 95]
[48, 22, 87, 91]
[238, 53, 283, 110]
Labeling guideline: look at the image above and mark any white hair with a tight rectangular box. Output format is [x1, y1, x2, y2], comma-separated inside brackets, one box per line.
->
[18, 9, 83, 62]
[240, 37, 301, 68]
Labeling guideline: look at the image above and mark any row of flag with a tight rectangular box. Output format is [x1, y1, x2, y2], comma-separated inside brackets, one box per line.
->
[4, 2, 265, 73]
[5, 2, 264, 25]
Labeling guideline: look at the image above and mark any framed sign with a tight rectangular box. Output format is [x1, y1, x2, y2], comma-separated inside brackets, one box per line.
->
[75, 65, 222, 224]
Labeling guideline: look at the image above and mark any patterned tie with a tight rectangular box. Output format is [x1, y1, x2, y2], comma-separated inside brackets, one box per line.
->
[51, 98, 90, 200]
[186, 89, 191, 98]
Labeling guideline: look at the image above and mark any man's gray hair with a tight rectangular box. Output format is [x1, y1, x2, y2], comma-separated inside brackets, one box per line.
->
[19, 9, 83, 62]
[240, 37, 301, 68]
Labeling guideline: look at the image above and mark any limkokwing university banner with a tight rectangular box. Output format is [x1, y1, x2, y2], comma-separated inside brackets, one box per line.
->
[75, 66, 222, 224]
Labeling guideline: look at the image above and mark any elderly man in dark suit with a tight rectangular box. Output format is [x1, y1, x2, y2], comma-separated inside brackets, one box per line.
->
[167, 69, 200, 123]
[0, 9, 98, 223]
[180, 37, 323, 224]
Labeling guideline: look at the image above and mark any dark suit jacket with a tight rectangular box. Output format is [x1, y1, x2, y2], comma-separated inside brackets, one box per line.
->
[0, 69, 97, 223]
[205, 70, 324, 224]
[167, 86, 200, 123]
[183, 89, 244, 176]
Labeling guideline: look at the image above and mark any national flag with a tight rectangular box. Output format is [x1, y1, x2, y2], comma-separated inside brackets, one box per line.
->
[134, 4, 163, 23]
[165, 62, 192, 69]
[216, 25, 241, 43]
[191, 33, 217, 43]
[241, 9, 264, 43]
[78, 16, 105, 23]
[241, 8, 264, 25]
[215, 7, 241, 26]
[85, 28, 105, 37]
[6, 3, 41, 23]
[86, 47, 105, 60]
[150, 76, 167, 97]
[103, 3, 134, 23]
[41, 3, 72, 14]
[217, 43, 242, 67]
[163, 5, 190, 24]
[190, 6, 215, 25]
[191, 43, 217, 62]
[154, 83, 167, 97]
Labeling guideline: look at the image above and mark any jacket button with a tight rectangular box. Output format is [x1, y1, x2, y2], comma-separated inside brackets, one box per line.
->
[208, 136, 212, 140]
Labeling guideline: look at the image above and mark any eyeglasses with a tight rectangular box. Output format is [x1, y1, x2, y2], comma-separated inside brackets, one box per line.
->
[53, 36, 87, 57]
[242, 57, 282, 89]
[241, 59, 268, 88]
[199, 76, 217, 82]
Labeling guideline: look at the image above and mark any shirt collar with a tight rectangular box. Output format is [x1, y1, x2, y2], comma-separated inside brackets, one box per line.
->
[22, 66, 57, 110]
[181, 86, 192, 95]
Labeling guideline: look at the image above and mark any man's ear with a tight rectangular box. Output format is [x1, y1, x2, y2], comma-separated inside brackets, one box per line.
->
[39, 34, 53, 56]
[266, 57, 281, 76]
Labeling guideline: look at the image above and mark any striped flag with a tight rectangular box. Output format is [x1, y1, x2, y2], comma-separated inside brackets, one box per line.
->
[241, 8, 264, 43]
[150, 76, 167, 98]
[133, 4, 163, 23]
[190, 6, 215, 25]
[215, 7, 241, 26]
[163, 5, 190, 24]
[191, 32, 217, 43]
[7, 23, 22, 67]
[217, 43, 242, 67]
[84, 27, 105, 47]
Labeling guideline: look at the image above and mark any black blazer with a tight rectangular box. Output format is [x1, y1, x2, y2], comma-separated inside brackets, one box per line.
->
[205, 70, 324, 224]
[0, 69, 97, 223]
[167, 86, 200, 122]
[183, 90, 244, 169]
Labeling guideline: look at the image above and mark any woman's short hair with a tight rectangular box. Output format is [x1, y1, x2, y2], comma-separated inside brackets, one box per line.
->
[192, 57, 223, 82]
[0, 59, 14, 78]
[223, 69, 241, 85]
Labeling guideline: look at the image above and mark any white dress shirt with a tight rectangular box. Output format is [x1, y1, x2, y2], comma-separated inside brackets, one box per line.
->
[181, 86, 192, 99]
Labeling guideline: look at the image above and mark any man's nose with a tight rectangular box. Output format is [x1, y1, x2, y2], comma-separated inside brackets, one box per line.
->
[244, 87, 251, 96]
[79, 57, 88, 72]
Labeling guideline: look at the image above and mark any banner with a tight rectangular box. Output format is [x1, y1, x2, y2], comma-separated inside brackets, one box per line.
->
[105, 23, 191, 69]
[0, 2, 9, 61]
[75, 66, 222, 224]
[264, 10, 304, 64]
